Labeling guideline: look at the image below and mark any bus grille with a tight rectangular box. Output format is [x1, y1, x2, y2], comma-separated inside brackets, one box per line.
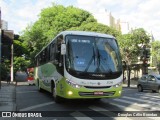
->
[79, 91, 115, 96]
[84, 86, 111, 89]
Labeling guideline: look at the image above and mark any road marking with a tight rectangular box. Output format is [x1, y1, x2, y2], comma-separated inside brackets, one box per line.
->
[135, 93, 160, 99]
[109, 102, 140, 111]
[89, 105, 131, 120]
[104, 102, 158, 120]
[113, 98, 160, 111]
[20, 102, 55, 111]
[122, 96, 160, 106]
[89, 105, 119, 118]
[70, 111, 93, 120]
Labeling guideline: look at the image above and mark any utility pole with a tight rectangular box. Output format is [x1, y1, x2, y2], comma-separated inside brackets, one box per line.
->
[11, 42, 13, 83]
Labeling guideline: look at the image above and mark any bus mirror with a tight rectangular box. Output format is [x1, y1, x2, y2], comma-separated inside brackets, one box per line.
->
[61, 44, 66, 55]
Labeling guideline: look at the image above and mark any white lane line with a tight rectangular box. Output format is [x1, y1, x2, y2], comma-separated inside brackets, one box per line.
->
[104, 103, 157, 120]
[122, 96, 160, 106]
[20, 102, 55, 111]
[135, 93, 160, 99]
[89, 105, 133, 120]
[89, 105, 118, 118]
[70, 111, 93, 120]
[109, 102, 140, 111]
[113, 99, 160, 111]
[138, 96, 160, 101]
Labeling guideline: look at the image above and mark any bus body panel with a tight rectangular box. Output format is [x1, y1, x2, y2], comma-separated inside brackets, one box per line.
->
[35, 62, 122, 99]
[34, 31, 123, 100]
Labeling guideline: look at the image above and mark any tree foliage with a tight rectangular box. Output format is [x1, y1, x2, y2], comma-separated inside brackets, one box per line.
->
[69, 22, 121, 37]
[20, 4, 119, 65]
[13, 39, 30, 73]
[151, 41, 160, 72]
[118, 28, 150, 65]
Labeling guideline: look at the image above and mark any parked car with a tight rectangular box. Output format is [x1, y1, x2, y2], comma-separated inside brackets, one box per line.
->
[15, 71, 28, 82]
[137, 74, 160, 93]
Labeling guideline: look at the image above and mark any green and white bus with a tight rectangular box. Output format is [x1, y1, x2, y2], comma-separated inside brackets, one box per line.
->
[34, 31, 123, 103]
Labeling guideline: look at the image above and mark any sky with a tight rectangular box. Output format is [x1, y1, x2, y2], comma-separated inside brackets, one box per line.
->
[1, 0, 160, 40]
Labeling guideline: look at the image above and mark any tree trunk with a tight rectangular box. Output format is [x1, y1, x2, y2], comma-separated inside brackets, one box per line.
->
[127, 66, 131, 87]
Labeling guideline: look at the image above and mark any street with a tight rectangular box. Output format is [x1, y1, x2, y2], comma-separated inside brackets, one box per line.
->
[15, 84, 160, 120]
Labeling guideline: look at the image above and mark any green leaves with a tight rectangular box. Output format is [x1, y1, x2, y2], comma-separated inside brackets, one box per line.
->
[117, 28, 150, 65]
[151, 41, 160, 66]
[20, 4, 99, 65]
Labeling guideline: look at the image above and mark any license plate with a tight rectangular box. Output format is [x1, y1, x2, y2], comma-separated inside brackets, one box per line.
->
[94, 91, 103, 95]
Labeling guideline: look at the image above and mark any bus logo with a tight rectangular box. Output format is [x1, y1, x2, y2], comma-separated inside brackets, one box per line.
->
[92, 74, 105, 77]
[97, 82, 101, 85]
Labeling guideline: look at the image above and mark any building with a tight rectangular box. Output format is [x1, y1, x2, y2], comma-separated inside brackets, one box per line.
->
[95, 10, 129, 34]
[1, 20, 8, 30]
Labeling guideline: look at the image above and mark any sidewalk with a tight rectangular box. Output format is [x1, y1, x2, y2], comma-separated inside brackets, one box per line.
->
[123, 79, 138, 88]
[0, 81, 16, 111]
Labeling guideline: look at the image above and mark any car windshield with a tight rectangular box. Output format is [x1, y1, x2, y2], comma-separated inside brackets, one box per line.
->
[65, 35, 122, 75]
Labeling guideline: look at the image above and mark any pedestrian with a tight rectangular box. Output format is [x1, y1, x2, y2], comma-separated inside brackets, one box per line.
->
[7, 73, 11, 84]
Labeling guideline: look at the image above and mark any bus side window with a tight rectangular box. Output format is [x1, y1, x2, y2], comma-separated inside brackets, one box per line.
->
[36, 57, 39, 66]
[56, 35, 63, 66]
[50, 43, 55, 61]
[47, 46, 50, 61]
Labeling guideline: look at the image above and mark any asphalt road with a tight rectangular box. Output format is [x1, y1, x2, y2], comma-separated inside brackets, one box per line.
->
[15, 84, 160, 120]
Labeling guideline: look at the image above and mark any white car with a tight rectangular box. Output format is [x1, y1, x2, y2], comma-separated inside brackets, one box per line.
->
[137, 74, 160, 93]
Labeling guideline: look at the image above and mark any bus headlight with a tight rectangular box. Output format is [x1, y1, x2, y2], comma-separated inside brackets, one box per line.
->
[112, 82, 122, 88]
[66, 79, 82, 88]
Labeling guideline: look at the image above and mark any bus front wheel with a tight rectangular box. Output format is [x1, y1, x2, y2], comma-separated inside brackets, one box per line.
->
[52, 86, 63, 103]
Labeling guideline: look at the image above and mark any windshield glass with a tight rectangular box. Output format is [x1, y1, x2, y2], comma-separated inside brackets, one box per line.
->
[65, 35, 122, 79]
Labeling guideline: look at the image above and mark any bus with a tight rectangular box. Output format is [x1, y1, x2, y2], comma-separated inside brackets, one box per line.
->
[34, 31, 123, 103]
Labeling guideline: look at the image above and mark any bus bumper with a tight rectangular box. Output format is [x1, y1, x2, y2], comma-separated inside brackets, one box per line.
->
[57, 82, 122, 99]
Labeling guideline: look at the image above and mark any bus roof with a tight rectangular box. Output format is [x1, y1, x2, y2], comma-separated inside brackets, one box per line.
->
[35, 31, 115, 58]
[58, 31, 115, 39]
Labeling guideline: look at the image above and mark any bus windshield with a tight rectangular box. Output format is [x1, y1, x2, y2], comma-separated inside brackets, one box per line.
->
[65, 35, 122, 79]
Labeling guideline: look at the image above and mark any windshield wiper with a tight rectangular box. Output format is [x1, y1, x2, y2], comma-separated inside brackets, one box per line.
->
[84, 45, 96, 72]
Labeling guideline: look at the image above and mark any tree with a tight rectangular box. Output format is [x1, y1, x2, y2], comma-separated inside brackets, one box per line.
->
[117, 28, 150, 86]
[151, 41, 160, 73]
[21, 4, 120, 65]
[69, 22, 121, 37]
[13, 38, 30, 75]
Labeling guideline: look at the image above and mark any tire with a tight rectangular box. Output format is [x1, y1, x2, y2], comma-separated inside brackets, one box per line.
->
[138, 85, 143, 92]
[52, 86, 63, 103]
[37, 80, 42, 92]
[152, 90, 156, 93]
[157, 87, 160, 93]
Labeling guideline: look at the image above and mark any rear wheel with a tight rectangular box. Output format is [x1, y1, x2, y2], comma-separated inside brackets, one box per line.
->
[37, 80, 42, 92]
[138, 85, 143, 92]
